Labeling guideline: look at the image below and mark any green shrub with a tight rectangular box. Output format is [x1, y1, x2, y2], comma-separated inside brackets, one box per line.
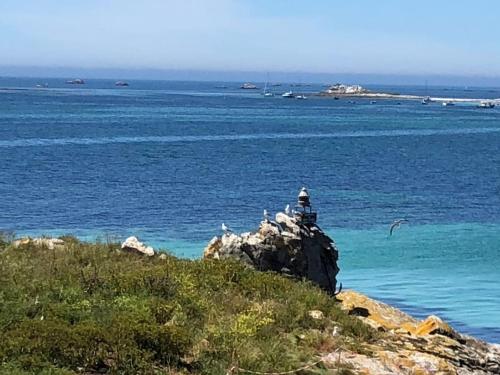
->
[0, 239, 376, 374]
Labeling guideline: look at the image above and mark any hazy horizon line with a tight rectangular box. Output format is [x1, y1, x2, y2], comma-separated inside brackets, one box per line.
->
[2, 65, 500, 87]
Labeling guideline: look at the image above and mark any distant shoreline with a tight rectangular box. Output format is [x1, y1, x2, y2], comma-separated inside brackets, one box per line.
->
[317, 91, 500, 104]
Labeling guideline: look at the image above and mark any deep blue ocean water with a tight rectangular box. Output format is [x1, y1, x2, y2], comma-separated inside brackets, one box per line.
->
[1, 78, 499, 342]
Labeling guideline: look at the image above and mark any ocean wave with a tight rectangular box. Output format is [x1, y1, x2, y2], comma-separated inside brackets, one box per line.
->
[1, 127, 499, 148]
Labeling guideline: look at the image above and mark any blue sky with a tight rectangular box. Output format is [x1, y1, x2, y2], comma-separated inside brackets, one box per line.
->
[1, 0, 500, 76]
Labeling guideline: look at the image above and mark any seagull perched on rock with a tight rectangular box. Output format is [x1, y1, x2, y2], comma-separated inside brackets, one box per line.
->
[389, 219, 409, 236]
[285, 204, 291, 216]
[263, 209, 270, 223]
[221, 223, 232, 235]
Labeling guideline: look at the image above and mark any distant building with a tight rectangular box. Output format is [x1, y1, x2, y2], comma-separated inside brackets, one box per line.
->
[326, 83, 366, 95]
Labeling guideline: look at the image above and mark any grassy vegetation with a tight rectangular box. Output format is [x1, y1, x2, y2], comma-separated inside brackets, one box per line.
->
[0, 235, 377, 374]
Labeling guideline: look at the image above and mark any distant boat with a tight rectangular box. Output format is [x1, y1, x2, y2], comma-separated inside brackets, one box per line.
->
[241, 83, 258, 89]
[442, 101, 455, 107]
[271, 83, 282, 87]
[477, 101, 495, 109]
[296, 94, 307, 100]
[370, 100, 377, 104]
[422, 96, 432, 105]
[35, 83, 49, 88]
[115, 81, 129, 87]
[333, 96, 340, 100]
[282, 91, 295, 98]
[262, 75, 273, 97]
[66, 79, 85, 85]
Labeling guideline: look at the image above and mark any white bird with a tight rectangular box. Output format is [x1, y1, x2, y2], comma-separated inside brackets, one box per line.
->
[389, 219, 409, 236]
[332, 325, 341, 337]
[263, 209, 270, 222]
[285, 204, 291, 216]
[221, 223, 232, 235]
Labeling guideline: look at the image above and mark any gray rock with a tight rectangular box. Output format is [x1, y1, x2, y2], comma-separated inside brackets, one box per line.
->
[203, 213, 340, 294]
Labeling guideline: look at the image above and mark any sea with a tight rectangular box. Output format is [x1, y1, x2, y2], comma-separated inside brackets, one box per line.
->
[1, 77, 499, 343]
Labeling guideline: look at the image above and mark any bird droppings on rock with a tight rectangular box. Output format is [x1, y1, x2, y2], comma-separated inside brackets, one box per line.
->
[203, 188, 340, 294]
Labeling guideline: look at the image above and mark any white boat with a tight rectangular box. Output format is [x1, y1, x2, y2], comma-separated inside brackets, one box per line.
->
[296, 95, 307, 100]
[282, 91, 295, 98]
[442, 101, 455, 107]
[115, 81, 129, 87]
[262, 76, 273, 97]
[66, 78, 85, 85]
[241, 83, 258, 89]
[477, 101, 495, 108]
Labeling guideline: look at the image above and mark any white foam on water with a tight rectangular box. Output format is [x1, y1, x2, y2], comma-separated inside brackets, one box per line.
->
[1, 127, 500, 148]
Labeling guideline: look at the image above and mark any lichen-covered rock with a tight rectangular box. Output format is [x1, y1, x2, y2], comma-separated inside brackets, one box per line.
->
[203, 212, 340, 294]
[332, 290, 500, 374]
[121, 236, 155, 256]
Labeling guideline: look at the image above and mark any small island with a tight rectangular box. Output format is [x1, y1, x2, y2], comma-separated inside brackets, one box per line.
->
[319, 83, 420, 100]
[318, 83, 500, 106]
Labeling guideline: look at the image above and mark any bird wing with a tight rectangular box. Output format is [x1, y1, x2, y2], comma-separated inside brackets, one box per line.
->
[389, 222, 398, 236]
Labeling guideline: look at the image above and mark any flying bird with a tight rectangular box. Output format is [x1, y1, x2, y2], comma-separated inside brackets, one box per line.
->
[389, 219, 409, 236]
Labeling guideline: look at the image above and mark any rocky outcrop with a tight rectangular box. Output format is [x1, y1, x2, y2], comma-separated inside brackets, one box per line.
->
[203, 211, 340, 294]
[326, 290, 500, 374]
[12, 237, 65, 250]
[121, 236, 155, 256]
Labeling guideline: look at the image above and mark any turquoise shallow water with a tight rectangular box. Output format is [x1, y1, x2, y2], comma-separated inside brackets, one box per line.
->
[20, 223, 500, 341]
[1, 78, 499, 342]
[334, 223, 500, 340]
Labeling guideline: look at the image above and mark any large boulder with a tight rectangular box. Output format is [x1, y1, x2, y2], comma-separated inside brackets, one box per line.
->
[203, 212, 340, 294]
[121, 236, 155, 256]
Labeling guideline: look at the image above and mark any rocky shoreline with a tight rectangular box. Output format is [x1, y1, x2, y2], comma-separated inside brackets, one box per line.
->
[334, 291, 500, 374]
[4, 187, 500, 374]
[200, 188, 500, 374]
[6, 231, 500, 374]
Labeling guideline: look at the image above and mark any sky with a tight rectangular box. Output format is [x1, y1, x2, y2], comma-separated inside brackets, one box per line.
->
[1, 0, 500, 79]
